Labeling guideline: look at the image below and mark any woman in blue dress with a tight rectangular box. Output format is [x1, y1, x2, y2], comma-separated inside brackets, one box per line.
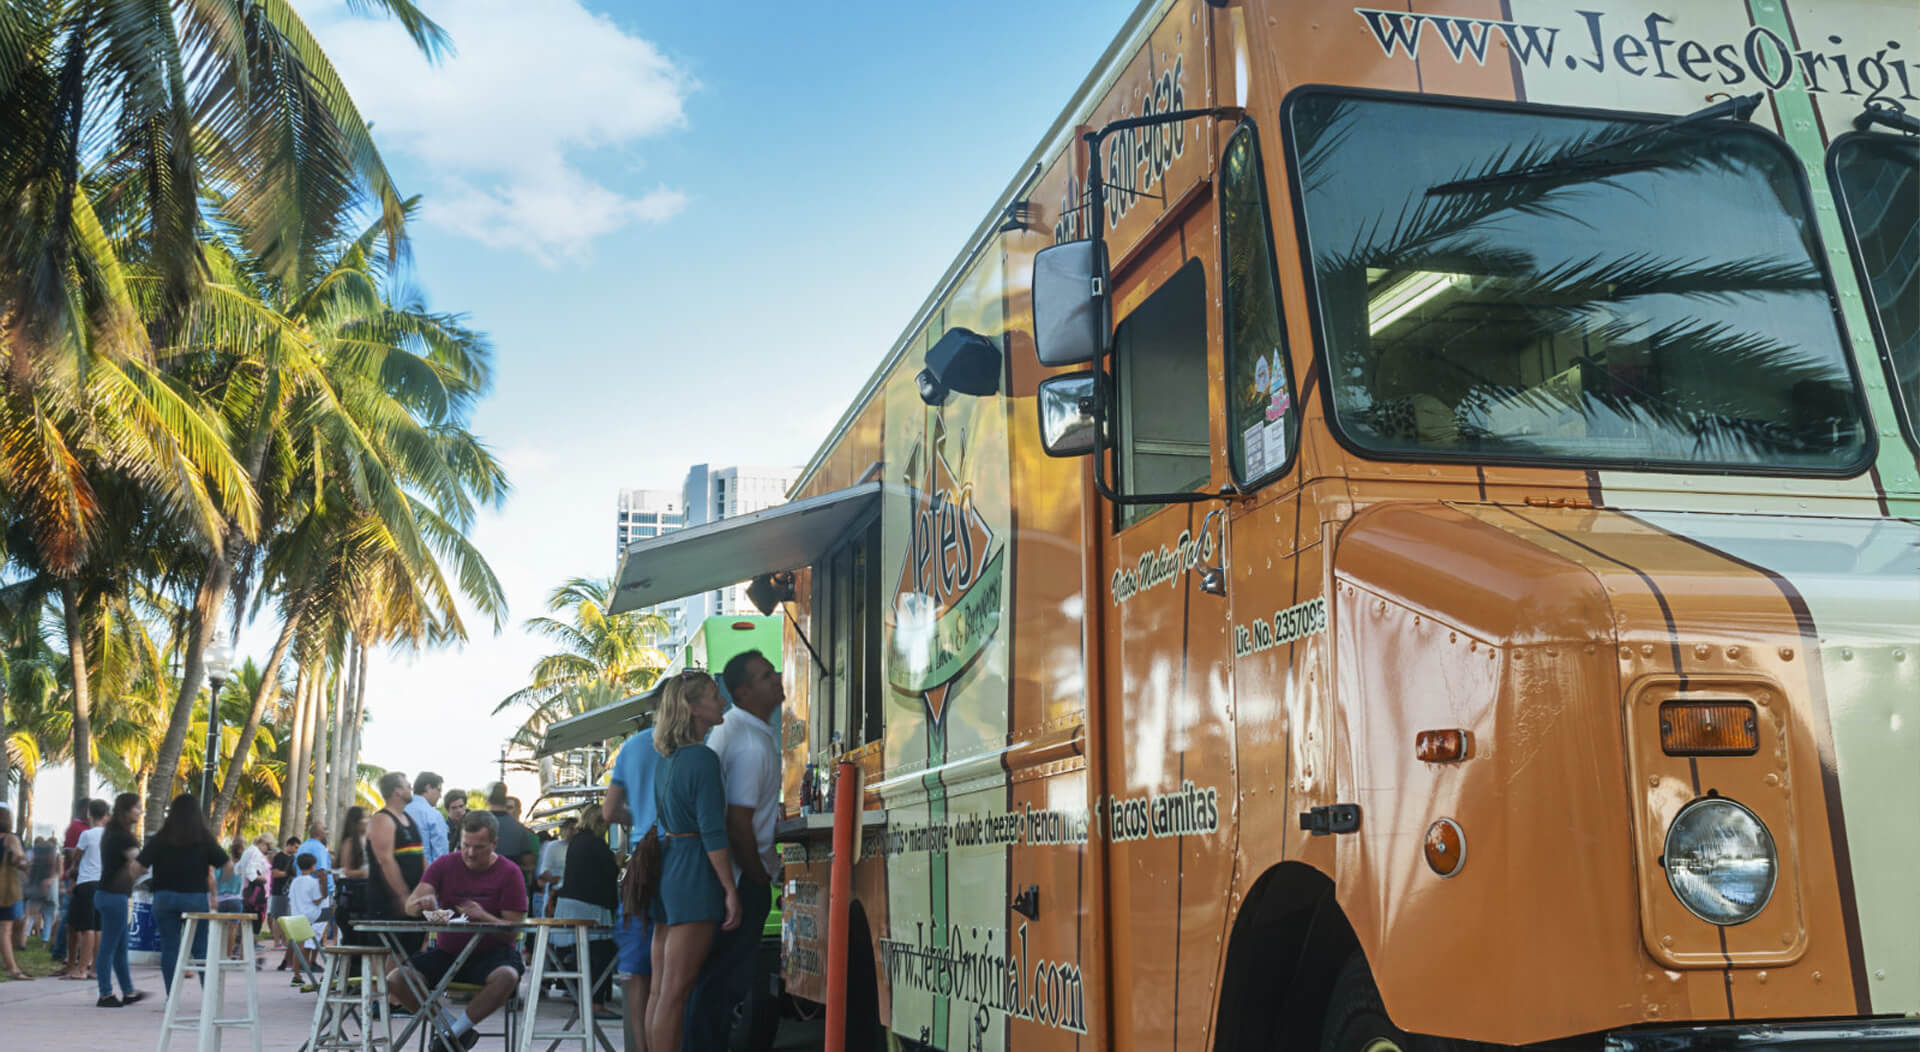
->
[645, 669, 741, 1052]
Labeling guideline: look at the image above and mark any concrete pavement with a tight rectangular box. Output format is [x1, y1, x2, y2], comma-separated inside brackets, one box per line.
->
[0, 947, 621, 1052]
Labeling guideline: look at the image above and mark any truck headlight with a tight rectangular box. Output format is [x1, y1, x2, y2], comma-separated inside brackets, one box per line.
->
[1663, 797, 1777, 925]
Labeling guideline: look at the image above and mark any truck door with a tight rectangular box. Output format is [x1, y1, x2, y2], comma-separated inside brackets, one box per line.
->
[1097, 205, 1239, 1052]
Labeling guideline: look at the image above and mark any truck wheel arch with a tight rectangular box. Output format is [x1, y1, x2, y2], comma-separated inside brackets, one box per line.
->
[1212, 862, 1358, 1052]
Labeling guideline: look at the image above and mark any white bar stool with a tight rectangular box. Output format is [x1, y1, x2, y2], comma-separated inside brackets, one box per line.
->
[305, 945, 395, 1052]
[517, 918, 600, 1052]
[156, 911, 263, 1052]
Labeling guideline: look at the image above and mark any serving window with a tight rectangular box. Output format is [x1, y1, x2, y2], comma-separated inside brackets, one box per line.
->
[810, 515, 883, 753]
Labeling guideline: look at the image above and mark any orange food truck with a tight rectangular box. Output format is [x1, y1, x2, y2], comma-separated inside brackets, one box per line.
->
[609, 0, 1918, 1048]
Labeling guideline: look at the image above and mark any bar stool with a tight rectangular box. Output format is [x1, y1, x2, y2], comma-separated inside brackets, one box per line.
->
[517, 918, 599, 1052]
[305, 946, 395, 1052]
[156, 911, 263, 1052]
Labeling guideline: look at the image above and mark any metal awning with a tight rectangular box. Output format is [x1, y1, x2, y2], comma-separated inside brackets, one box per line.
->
[537, 689, 659, 757]
[609, 481, 880, 614]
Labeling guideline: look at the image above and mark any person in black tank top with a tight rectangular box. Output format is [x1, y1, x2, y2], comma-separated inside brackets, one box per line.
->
[369, 772, 428, 953]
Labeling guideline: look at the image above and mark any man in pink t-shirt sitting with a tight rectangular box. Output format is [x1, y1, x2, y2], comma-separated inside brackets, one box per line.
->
[387, 811, 529, 1050]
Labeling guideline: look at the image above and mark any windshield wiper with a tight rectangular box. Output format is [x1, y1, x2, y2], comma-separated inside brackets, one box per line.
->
[1428, 92, 1762, 196]
[1854, 101, 1920, 135]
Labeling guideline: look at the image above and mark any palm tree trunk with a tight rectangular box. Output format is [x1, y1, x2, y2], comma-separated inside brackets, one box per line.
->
[322, 655, 347, 830]
[311, 665, 331, 834]
[301, 667, 322, 833]
[16, 766, 33, 834]
[212, 614, 298, 829]
[281, 666, 309, 843]
[0, 683, 9, 823]
[61, 581, 94, 806]
[331, 640, 361, 820]
[347, 642, 368, 797]
[146, 554, 234, 833]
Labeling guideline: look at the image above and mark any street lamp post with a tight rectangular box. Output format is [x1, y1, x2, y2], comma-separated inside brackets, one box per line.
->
[201, 640, 236, 811]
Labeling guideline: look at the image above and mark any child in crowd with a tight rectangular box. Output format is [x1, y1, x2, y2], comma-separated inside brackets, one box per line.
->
[286, 852, 327, 980]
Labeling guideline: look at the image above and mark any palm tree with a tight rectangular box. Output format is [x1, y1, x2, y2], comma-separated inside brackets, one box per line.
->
[153, 207, 507, 831]
[180, 667, 281, 835]
[0, 0, 448, 366]
[494, 577, 671, 766]
[0, 0, 458, 833]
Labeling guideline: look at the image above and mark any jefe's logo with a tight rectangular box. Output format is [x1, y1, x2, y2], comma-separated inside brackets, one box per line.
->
[889, 432, 1003, 726]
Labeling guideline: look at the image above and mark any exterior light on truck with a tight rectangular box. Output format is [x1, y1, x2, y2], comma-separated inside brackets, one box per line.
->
[1663, 797, 1777, 925]
[1659, 700, 1759, 756]
[1424, 818, 1466, 877]
[1415, 729, 1470, 763]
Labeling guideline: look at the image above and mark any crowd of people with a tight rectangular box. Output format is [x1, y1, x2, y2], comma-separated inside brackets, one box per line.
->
[0, 645, 791, 1052]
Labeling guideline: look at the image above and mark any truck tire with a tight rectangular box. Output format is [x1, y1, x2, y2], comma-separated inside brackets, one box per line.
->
[845, 910, 887, 1052]
[729, 942, 781, 1052]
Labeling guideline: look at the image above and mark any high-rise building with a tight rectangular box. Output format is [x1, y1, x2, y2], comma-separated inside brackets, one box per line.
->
[614, 488, 688, 646]
[677, 464, 802, 622]
[614, 466, 799, 657]
[615, 487, 686, 553]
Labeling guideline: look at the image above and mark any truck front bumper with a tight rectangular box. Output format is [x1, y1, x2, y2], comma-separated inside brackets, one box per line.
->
[1605, 1018, 1920, 1051]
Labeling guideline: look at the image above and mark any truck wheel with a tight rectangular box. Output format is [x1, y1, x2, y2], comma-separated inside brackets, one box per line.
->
[728, 942, 781, 1052]
[1320, 952, 1482, 1052]
[844, 911, 886, 1052]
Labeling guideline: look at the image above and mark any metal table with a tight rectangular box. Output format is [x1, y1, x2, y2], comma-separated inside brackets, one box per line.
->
[354, 918, 532, 1052]
[354, 919, 621, 1052]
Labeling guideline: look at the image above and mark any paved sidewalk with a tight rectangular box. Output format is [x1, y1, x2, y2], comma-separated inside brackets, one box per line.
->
[0, 949, 620, 1052]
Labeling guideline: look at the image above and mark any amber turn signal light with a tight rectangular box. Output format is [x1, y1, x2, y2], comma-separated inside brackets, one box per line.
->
[1415, 729, 1470, 763]
[1425, 818, 1466, 878]
[1659, 700, 1759, 756]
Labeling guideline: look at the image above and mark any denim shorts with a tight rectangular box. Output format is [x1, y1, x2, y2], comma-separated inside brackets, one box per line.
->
[612, 909, 652, 977]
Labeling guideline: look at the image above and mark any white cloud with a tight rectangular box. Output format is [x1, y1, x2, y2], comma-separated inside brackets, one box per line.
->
[309, 0, 694, 260]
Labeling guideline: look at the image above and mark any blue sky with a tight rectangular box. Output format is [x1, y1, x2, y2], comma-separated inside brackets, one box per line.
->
[43, 0, 1129, 818]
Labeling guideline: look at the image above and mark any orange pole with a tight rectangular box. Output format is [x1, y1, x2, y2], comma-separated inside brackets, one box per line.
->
[823, 760, 857, 1052]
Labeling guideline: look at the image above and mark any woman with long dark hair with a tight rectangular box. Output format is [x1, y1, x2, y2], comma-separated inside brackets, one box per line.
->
[333, 806, 371, 952]
[138, 794, 230, 994]
[93, 793, 145, 1007]
[643, 669, 740, 1052]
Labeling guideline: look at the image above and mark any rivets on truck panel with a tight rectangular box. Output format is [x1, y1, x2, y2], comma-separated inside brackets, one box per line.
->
[1694, 643, 1711, 659]
[1726, 645, 1742, 660]
[1779, 647, 1795, 661]
[1641, 644, 1656, 657]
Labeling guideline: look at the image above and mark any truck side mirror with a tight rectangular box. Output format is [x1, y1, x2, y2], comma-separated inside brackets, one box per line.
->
[1037, 372, 1100, 457]
[1032, 240, 1108, 367]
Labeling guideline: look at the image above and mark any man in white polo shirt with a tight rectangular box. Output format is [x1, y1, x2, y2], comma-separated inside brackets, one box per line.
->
[683, 648, 784, 1049]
